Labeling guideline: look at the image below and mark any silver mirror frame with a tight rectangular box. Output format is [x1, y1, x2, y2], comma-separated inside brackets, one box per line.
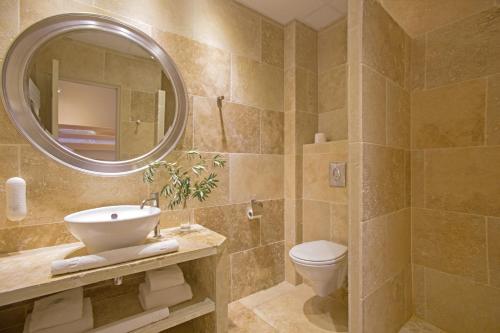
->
[1, 13, 188, 176]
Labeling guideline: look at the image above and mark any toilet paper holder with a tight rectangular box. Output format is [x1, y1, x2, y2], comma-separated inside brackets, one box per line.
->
[247, 199, 263, 220]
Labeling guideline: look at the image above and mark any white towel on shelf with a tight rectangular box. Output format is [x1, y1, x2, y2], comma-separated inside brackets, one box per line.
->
[146, 265, 185, 292]
[138, 282, 193, 310]
[51, 239, 179, 275]
[86, 304, 169, 333]
[24, 298, 93, 333]
[29, 288, 83, 332]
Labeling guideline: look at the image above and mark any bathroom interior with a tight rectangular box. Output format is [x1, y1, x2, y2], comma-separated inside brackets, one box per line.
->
[0, 0, 499, 332]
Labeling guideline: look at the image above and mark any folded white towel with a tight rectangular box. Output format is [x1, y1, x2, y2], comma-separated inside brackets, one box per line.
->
[146, 265, 185, 292]
[86, 304, 169, 333]
[29, 288, 83, 332]
[24, 298, 93, 333]
[138, 283, 193, 310]
[51, 239, 179, 275]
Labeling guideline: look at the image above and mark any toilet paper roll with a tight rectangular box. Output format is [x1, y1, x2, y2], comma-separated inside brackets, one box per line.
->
[314, 133, 327, 144]
[6, 177, 27, 221]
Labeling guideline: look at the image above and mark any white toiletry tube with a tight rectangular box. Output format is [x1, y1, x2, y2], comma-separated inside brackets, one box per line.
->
[6, 177, 27, 221]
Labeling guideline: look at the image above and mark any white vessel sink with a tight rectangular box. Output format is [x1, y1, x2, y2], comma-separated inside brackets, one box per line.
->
[64, 205, 161, 253]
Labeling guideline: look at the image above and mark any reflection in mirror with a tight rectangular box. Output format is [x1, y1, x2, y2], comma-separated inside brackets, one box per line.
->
[27, 30, 177, 161]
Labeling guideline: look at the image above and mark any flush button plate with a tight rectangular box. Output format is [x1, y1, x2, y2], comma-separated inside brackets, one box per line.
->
[330, 162, 346, 187]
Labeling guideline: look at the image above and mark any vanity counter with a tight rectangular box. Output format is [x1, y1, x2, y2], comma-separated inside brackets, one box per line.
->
[0, 224, 226, 307]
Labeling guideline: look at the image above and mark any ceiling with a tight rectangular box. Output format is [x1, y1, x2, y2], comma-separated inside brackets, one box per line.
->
[235, 0, 347, 30]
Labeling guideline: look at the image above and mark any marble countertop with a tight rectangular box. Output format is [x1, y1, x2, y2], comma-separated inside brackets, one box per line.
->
[0, 224, 226, 307]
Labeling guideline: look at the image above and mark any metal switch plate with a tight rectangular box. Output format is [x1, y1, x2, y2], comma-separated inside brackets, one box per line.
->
[330, 162, 346, 187]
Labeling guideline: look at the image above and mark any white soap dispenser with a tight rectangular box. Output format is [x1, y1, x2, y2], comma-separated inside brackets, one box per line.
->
[6, 177, 27, 221]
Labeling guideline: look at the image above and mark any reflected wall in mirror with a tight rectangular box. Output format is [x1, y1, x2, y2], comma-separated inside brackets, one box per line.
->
[27, 30, 177, 161]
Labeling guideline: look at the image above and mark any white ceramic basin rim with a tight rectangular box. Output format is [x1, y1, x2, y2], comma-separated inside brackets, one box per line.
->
[64, 205, 161, 253]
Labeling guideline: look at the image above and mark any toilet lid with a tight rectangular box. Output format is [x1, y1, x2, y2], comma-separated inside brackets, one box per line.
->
[290, 240, 347, 263]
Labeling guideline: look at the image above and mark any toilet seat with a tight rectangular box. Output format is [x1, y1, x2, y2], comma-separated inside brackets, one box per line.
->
[289, 240, 347, 266]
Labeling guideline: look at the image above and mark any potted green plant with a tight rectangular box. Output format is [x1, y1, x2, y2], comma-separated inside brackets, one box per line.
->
[143, 150, 226, 230]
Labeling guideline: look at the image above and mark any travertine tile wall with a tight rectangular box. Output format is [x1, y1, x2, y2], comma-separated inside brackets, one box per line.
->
[283, 21, 318, 285]
[348, 0, 412, 332]
[318, 18, 348, 141]
[302, 141, 348, 246]
[385, 1, 500, 331]
[0, 0, 284, 303]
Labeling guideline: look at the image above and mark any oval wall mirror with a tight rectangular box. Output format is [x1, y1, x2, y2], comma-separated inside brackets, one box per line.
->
[1, 14, 188, 175]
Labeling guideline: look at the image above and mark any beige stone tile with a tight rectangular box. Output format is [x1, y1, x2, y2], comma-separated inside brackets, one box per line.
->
[424, 146, 500, 217]
[362, 0, 409, 87]
[425, 267, 500, 333]
[261, 110, 284, 154]
[362, 66, 386, 145]
[318, 18, 347, 74]
[412, 264, 426, 319]
[302, 142, 348, 203]
[487, 74, 500, 145]
[295, 112, 318, 149]
[194, 203, 260, 254]
[303, 141, 350, 155]
[404, 150, 411, 208]
[260, 199, 284, 245]
[231, 55, 284, 112]
[318, 108, 348, 142]
[19, 145, 147, 225]
[296, 67, 318, 114]
[0, 145, 19, 227]
[254, 284, 348, 333]
[411, 79, 486, 149]
[302, 200, 330, 243]
[0, 103, 24, 145]
[262, 19, 284, 69]
[0, 0, 19, 59]
[426, 7, 500, 88]
[487, 217, 500, 288]
[330, 203, 348, 245]
[192, 0, 261, 61]
[318, 65, 347, 114]
[228, 301, 277, 333]
[230, 242, 284, 301]
[362, 144, 405, 220]
[412, 208, 488, 283]
[380, 0, 495, 38]
[93, 0, 193, 37]
[283, 22, 295, 70]
[130, 91, 155, 122]
[192, 96, 260, 153]
[35, 37, 106, 84]
[398, 315, 447, 333]
[174, 100, 194, 151]
[154, 30, 230, 98]
[411, 150, 424, 208]
[284, 68, 295, 112]
[284, 199, 302, 243]
[295, 22, 317, 73]
[362, 209, 411, 296]
[362, 265, 412, 333]
[238, 281, 295, 310]
[410, 36, 426, 91]
[387, 81, 410, 149]
[0, 223, 76, 253]
[119, 121, 155, 159]
[19, 0, 153, 35]
[105, 50, 158, 91]
[230, 154, 283, 203]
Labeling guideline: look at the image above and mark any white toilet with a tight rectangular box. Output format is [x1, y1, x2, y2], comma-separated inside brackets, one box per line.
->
[289, 240, 347, 297]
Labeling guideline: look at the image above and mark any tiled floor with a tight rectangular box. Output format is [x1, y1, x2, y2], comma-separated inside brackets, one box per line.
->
[228, 282, 348, 333]
[399, 316, 447, 333]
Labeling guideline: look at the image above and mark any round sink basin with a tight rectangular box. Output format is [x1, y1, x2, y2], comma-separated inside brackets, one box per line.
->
[64, 205, 161, 253]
